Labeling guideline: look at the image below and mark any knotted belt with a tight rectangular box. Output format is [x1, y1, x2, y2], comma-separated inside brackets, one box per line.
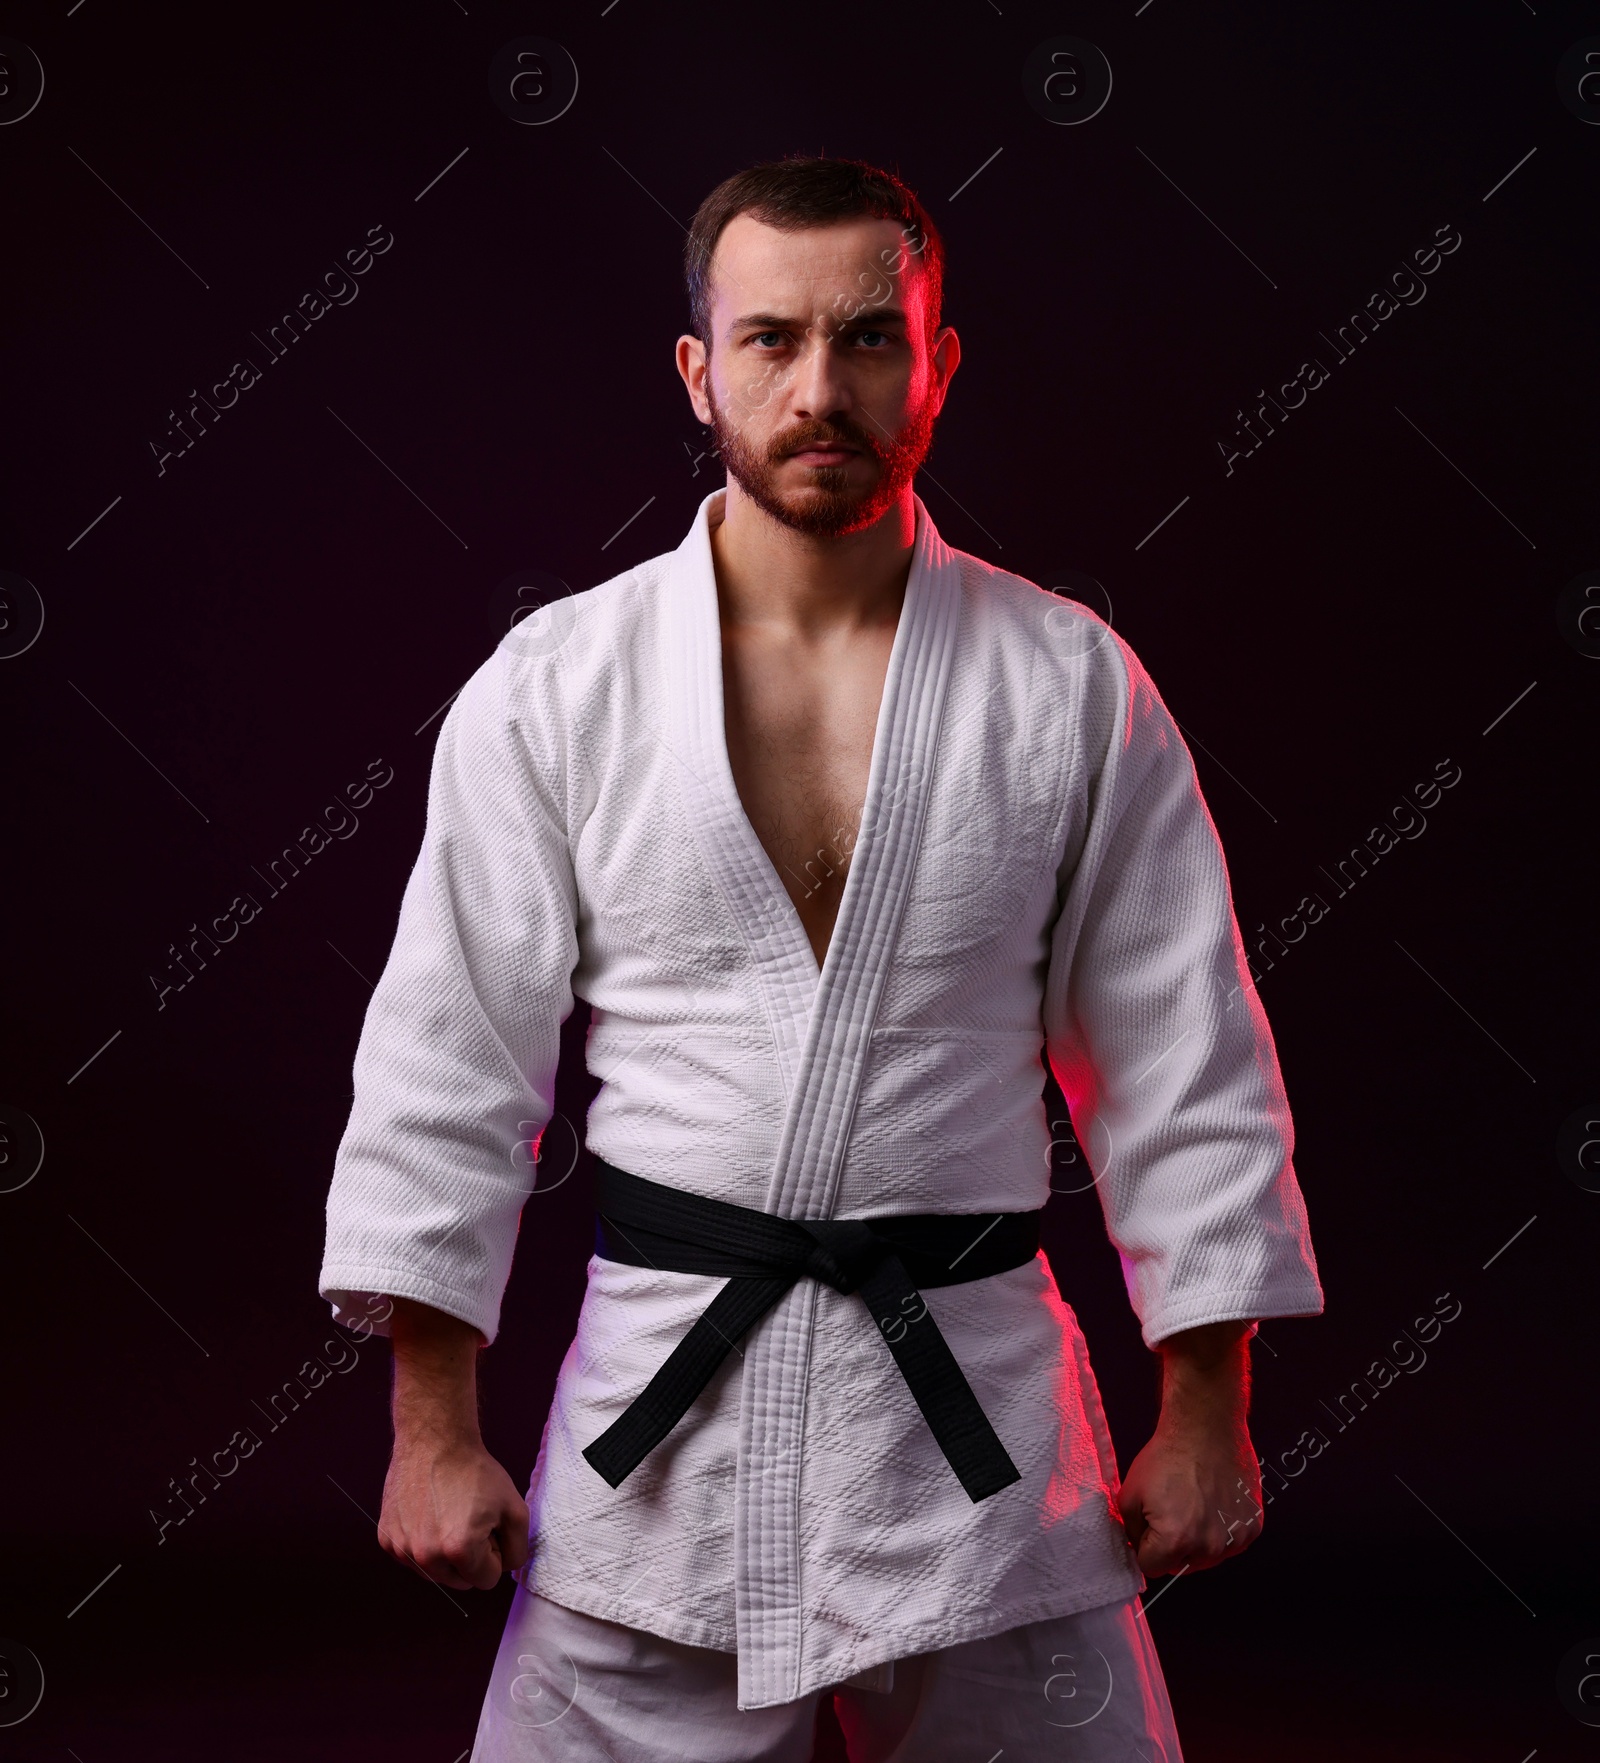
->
[581, 1158, 1040, 1503]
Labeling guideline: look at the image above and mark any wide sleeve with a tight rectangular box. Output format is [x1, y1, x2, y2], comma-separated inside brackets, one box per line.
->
[1042, 636, 1324, 1347]
[317, 647, 579, 1345]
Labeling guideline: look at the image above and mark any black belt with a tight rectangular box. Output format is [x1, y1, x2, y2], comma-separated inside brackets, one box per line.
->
[581, 1159, 1040, 1503]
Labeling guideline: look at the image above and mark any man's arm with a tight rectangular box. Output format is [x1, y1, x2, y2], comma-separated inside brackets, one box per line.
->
[377, 1296, 530, 1591]
[319, 648, 579, 1361]
[1040, 635, 1321, 1577]
[1116, 1318, 1263, 1577]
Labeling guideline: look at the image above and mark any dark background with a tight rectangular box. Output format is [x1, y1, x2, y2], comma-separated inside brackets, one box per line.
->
[3, 2, 1596, 1757]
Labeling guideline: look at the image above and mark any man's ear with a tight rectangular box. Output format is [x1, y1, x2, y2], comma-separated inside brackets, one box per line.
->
[676, 333, 712, 425]
[929, 325, 961, 417]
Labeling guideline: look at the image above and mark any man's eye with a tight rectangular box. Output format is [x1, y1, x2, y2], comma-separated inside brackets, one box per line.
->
[751, 331, 785, 347]
[856, 331, 890, 348]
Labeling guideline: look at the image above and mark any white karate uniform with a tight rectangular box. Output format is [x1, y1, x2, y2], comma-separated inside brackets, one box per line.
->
[319, 486, 1323, 1714]
[469, 1585, 1183, 1760]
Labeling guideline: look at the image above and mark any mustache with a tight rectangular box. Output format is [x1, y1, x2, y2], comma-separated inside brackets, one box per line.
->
[772, 422, 879, 459]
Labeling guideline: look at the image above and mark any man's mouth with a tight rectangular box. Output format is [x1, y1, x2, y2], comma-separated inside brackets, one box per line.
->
[788, 444, 859, 463]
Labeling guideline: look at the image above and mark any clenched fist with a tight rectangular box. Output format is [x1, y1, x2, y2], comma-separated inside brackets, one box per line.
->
[379, 1435, 530, 1591]
[377, 1295, 530, 1591]
[1117, 1416, 1263, 1578]
[1116, 1317, 1263, 1579]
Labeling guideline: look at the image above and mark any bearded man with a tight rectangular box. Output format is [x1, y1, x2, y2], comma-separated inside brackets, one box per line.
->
[319, 154, 1323, 1761]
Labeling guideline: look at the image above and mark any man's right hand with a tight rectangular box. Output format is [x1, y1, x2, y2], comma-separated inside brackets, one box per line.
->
[378, 1295, 530, 1591]
[379, 1434, 530, 1591]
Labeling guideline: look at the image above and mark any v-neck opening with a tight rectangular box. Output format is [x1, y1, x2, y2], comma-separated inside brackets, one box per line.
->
[660, 484, 961, 1122]
[703, 491, 929, 995]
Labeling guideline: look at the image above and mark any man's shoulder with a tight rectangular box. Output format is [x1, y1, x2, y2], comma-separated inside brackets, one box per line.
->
[948, 543, 1137, 696]
[427, 553, 667, 771]
[508, 551, 666, 668]
[481, 549, 674, 714]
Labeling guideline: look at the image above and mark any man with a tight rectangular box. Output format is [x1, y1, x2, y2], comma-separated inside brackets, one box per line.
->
[319, 156, 1323, 1759]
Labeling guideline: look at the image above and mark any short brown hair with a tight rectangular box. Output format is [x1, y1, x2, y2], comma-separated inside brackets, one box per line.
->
[684, 155, 945, 349]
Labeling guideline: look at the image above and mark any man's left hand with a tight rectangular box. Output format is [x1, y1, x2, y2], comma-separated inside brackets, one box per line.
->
[1116, 1319, 1265, 1578]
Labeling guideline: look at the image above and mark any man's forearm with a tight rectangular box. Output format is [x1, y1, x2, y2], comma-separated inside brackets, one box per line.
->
[1116, 1318, 1261, 1575]
[1154, 1318, 1253, 1432]
[377, 1298, 529, 1589]
[388, 1296, 486, 1445]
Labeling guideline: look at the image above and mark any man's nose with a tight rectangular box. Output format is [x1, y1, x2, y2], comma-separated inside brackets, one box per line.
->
[786, 325, 853, 421]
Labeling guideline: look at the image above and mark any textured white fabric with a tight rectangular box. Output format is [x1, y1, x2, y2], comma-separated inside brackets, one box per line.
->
[319, 487, 1323, 1709]
[468, 1587, 1182, 1760]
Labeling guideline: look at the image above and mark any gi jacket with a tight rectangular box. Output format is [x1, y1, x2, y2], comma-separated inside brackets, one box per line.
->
[319, 487, 1324, 1709]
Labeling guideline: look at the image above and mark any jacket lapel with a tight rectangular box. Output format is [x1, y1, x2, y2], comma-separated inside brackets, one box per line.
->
[763, 492, 963, 1219]
[659, 486, 963, 1707]
[661, 489, 821, 1098]
[661, 486, 963, 1160]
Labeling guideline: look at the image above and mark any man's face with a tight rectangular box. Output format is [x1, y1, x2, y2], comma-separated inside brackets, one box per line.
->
[678, 214, 959, 538]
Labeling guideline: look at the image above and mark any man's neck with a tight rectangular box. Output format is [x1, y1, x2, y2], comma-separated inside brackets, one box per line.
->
[709, 478, 917, 641]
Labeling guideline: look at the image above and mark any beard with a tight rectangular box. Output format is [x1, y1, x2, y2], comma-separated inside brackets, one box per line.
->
[703, 374, 939, 539]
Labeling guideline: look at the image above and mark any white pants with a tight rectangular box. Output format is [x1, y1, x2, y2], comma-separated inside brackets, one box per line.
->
[469, 1580, 1184, 1761]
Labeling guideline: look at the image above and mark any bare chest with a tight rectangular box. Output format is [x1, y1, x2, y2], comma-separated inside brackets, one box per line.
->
[720, 624, 895, 971]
